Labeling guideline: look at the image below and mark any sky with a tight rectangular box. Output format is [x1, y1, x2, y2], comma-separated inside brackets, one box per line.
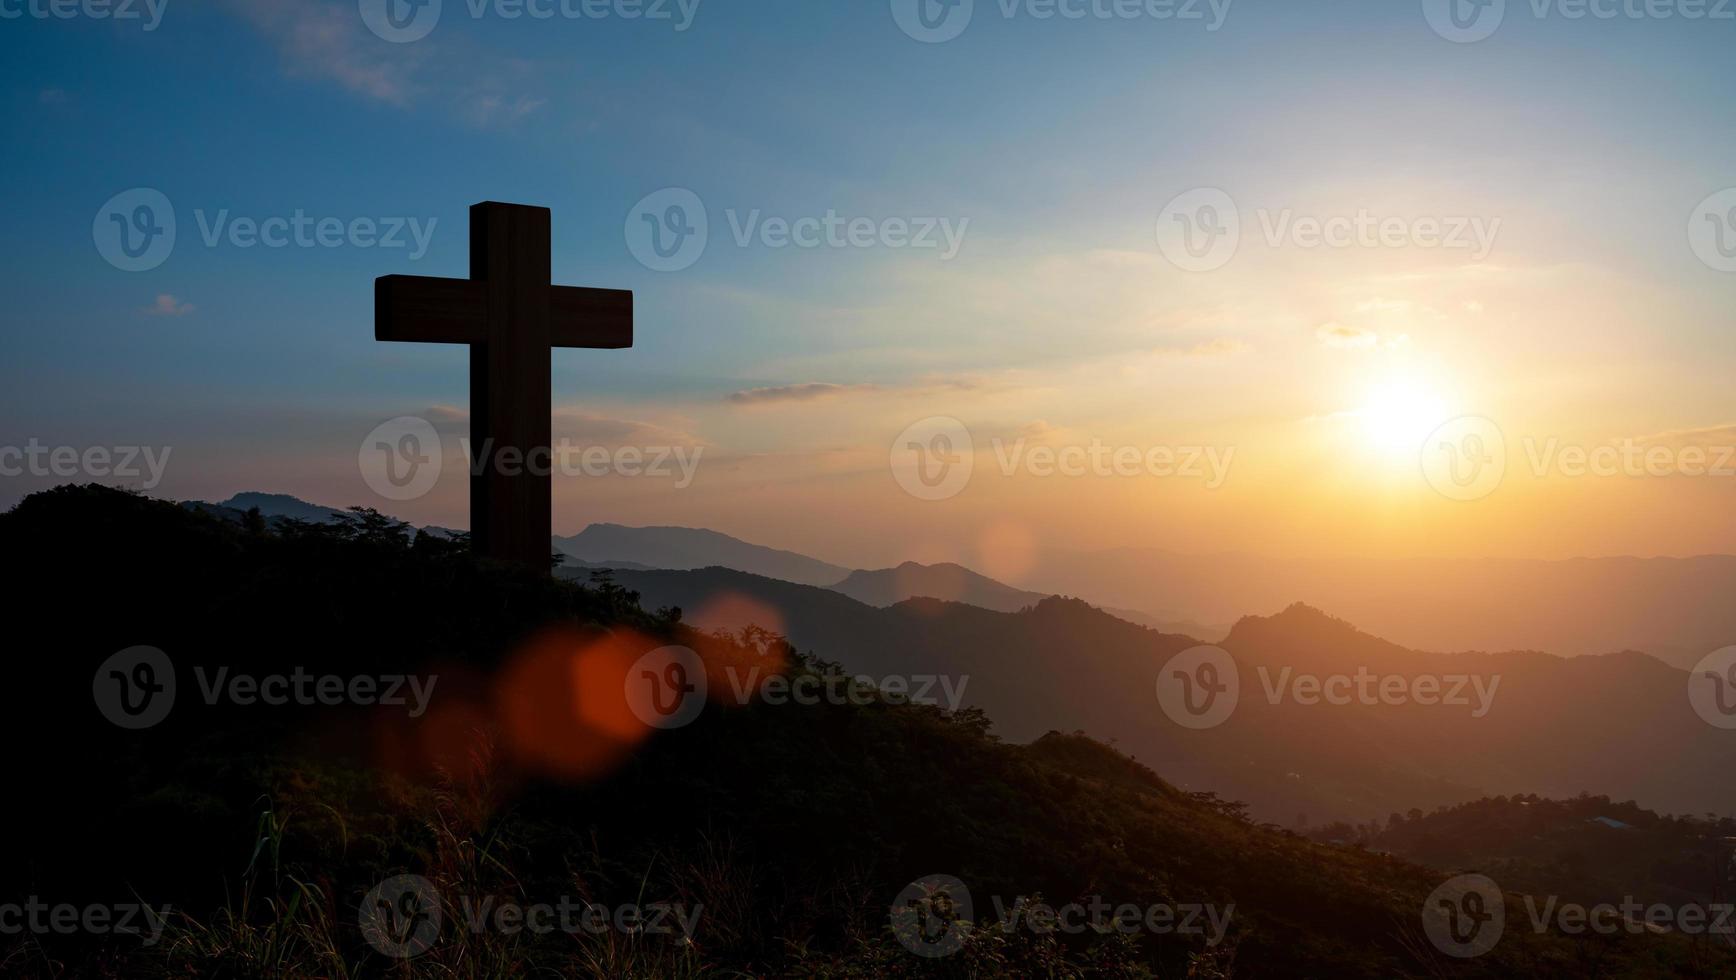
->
[2, 0, 1734, 570]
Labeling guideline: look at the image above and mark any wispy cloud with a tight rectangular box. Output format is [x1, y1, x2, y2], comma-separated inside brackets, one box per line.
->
[1316, 322, 1378, 349]
[219, 0, 551, 126]
[459, 92, 546, 128]
[425, 404, 701, 446]
[144, 294, 194, 317]
[223, 0, 423, 106]
[553, 409, 705, 447]
[1167, 338, 1252, 357]
[1636, 423, 1736, 448]
[726, 382, 880, 406]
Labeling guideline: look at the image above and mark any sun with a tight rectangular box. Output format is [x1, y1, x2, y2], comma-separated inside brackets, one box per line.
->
[1354, 375, 1451, 457]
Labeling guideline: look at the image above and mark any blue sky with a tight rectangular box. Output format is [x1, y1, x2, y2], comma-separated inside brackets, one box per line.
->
[3, 0, 1734, 565]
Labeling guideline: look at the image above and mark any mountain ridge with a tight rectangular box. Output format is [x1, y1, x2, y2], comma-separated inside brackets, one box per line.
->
[583, 564, 1733, 826]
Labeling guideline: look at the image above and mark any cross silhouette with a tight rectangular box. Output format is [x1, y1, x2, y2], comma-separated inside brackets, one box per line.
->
[375, 201, 632, 570]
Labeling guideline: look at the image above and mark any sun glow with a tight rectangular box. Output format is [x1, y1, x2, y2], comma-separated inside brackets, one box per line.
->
[1355, 375, 1451, 457]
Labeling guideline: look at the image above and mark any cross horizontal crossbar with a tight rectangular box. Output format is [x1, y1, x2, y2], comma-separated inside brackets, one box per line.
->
[374, 274, 633, 349]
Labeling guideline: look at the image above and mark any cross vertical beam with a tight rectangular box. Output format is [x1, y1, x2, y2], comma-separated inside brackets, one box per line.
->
[470, 203, 553, 570]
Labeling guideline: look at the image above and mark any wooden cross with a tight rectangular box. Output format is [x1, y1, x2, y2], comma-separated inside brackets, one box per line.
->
[375, 201, 632, 570]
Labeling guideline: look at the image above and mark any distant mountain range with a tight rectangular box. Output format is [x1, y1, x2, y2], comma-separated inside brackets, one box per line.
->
[204, 492, 1211, 632]
[184, 491, 347, 525]
[552, 522, 850, 586]
[1017, 548, 1736, 670]
[198, 491, 1734, 670]
[573, 564, 1736, 826]
[541, 510, 1736, 670]
[561, 524, 1736, 670]
[831, 560, 1044, 610]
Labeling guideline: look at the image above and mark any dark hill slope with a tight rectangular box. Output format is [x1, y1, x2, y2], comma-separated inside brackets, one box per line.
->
[0, 486, 1713, 978]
